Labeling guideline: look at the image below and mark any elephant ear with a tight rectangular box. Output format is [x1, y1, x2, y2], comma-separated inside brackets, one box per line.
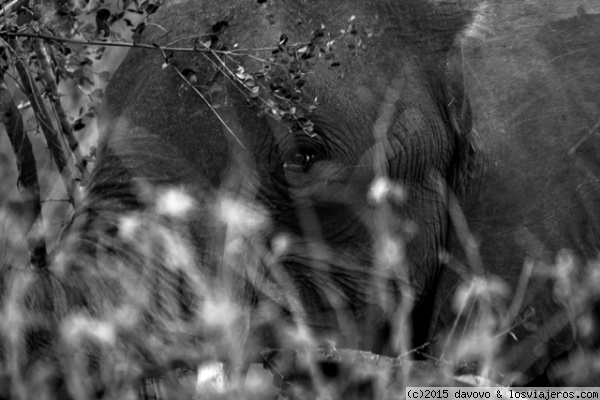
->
[444, 45, 481, 201]
[392, 0, 485, 200]
[440, 2, 486, 202]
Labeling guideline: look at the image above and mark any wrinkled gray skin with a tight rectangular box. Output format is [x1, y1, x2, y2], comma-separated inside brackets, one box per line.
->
[81, 0, 599, 384]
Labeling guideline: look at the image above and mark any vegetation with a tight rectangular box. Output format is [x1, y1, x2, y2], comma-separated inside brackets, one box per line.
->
[0, 0, 599, 399]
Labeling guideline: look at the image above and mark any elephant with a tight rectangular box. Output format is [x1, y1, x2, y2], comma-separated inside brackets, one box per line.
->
[14, 0, 599, 394]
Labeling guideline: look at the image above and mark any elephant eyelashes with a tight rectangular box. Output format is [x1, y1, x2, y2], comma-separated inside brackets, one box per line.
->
[283, 152, 317, 172]
[280, 138, 328, 174]
[277, 138, 330, 188]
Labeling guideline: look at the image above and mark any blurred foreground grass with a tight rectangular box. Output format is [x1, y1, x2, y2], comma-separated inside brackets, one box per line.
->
[2, 1, 600, 399]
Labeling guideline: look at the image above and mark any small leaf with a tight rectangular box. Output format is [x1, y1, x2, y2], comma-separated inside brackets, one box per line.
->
[212, 20, 229, 33]
[91, 89, 104, 99]
[133, 22, 147, 36]
[96, 8, 111, 22]
[181, 68, 195, 78]
[73, 119, 86, 131]
[16, 10, 33, 27]
[207, 83, 226, 108]
[145, 3, 159, 14]
[524, 306, 536, 320]
[523, 322, 538, 332]
[80, 23, 96, 34]
[98, 71, 110, 82]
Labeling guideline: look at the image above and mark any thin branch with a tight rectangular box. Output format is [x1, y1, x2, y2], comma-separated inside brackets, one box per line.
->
[0, 0, 26, 19]
[8, 38, 76, 206]
[33, 38, 86, 175]
[173, 66, 246, 149]
[1, 31, 281, 55]
[40, 198, 71, 203]
[170, 63, 246, 149]
[397, 341, 431, 359]
[164, 34, 209, 48]
[196, 49, 297, 136]
[505, 260, 534, 327]
[0, 75, 47, 269]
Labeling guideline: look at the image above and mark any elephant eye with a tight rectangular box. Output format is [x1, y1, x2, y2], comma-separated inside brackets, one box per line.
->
[273, 135, 330, 186]
[281, 136, 330, 174]
[283, 151, 317, 172]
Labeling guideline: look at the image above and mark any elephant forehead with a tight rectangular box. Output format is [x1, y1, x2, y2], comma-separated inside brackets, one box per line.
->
[158, 0, 382, 29]
[153, 0, 469, 52]
[146, 0, 465, 105]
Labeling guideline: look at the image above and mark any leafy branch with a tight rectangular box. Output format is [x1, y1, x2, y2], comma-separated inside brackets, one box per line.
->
[160, 17, 367, 139]
[0, 0, 161, 268]
[0, 0, 368, 270]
